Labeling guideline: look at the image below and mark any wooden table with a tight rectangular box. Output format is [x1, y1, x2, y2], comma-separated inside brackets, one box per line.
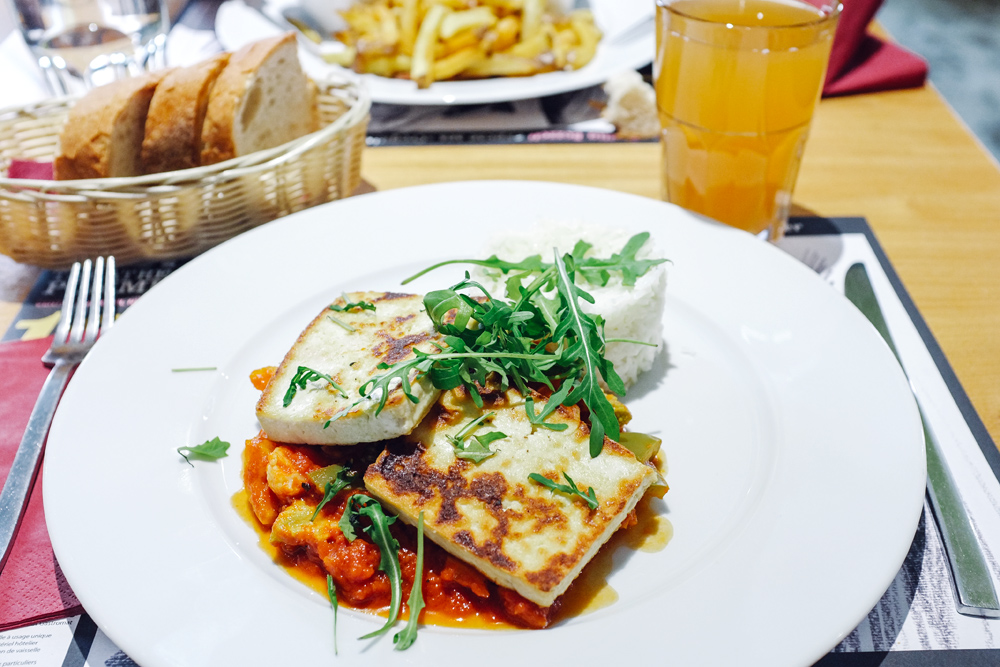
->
[2, 82, 999, 448]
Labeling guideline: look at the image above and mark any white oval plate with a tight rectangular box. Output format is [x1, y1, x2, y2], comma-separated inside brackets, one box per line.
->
[214, 0, 653, 105]
[44, 181, 925, 666]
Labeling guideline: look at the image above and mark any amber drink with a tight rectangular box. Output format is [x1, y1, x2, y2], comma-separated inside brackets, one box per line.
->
[654, 0, 839, 239]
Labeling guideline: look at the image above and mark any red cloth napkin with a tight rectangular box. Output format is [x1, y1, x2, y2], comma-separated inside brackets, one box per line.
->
[818, 0, 928, 97]
[6, 160, 54, 181]
[0, 337, 83, 633]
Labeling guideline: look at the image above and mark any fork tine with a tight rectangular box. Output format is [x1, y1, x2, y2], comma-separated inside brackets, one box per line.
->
[101, 256, 116, 334]
[69, 259, 91, 344]
[53, 262, 81, 344]
[85, 257, 104, 342]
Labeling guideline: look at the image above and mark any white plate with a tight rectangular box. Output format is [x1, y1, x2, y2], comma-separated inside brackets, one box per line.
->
[44, 182, 925, 666]
[214, 0, 653, 105]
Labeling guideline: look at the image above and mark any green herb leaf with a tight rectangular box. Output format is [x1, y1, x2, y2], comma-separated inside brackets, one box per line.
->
[338, 498, 360, 541]
[402, 255, 546, 285]
[552, 251, 622, 456]
[330, 294, 376, 313]
[404, 233, 666, 288]
[446, 412, 505, 462]
[177, 437, 229, 466]
[327, 574, 339, 655]
[393, 511, 425, 651]
[524, 394, 570, 432]
[384, 236, 663, 459]
[355, 349, 557, 419]
[283, 365, 348, 407]
[575, 232, 668, 287]
[354, 497, 403, 640]
[310, 466, 358, 521]
[604, 337, 658, 347]
[529, 472, 598, 510]
[327, 315, 357, 332]
[424, 288, 475, 333]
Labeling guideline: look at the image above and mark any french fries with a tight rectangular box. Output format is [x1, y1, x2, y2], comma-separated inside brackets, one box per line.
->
[334, 0, 602, 88]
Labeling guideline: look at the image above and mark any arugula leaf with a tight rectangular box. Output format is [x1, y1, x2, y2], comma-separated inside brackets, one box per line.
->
[524, 396, 569, 431]
[402, 255, 546, 284]
[283, 365, 348, 407]
[374, 236, 663, 460]
[355, 498, 403, 640]
[339, 495, 405, 640]
[338, 498, 360, 541]
[529, 472, 599, 510]
[404, 233, 666, 288]
[552, 251, 622, 456]
[327, 315, 357, 332]
[309, 466, 358, 521]
[574, 232, 668, 287]
[424, 288, 475, 333]
[177, 437, 229, 466]
[393, 511, 425, 651]
[330, 294, 376, 313]
[353, 349, 557, 419]
[327, 575, 339, 655]
[446, 412, 505, 462]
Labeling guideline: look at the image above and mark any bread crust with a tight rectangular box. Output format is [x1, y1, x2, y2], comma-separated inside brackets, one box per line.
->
[54, 71, 170, 180]
[140, 53, 231, 174]
[200, 32, 298, 166]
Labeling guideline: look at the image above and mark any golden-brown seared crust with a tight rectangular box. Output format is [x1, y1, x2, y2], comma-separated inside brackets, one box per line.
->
[199, 32, 295, 166]
[53, 71, 169, 180]
[364, 388, 657, 607]
[255, 291, 444, 445]
[140, 53, 231, 174]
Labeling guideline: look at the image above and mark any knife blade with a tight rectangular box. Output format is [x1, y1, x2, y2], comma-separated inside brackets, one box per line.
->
[844, 262, 1000, 617]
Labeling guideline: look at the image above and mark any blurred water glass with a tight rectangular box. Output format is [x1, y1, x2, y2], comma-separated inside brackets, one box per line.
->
[9, 0, 169, 94]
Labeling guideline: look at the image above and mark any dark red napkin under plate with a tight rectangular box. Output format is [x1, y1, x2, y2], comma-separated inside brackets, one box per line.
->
[0, 336, 83, 633]
[6, 160, 54, 181]
[819, 0, 928, 97]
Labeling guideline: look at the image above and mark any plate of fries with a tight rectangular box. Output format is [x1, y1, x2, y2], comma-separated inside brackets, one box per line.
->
[216, 0, 654, 104]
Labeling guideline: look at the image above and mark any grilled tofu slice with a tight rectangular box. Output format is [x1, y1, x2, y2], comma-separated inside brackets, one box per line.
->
[256, 291, 443, 445]
[364, 387, 658, 607]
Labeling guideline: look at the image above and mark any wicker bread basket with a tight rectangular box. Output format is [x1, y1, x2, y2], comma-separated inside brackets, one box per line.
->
[0, 75, 370, 269]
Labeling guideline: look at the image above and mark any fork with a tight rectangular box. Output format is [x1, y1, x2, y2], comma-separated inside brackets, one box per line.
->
[0, 257, 116, 574]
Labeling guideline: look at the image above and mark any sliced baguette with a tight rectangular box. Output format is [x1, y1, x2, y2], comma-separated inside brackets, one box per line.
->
[200, 33, 319, 165]
[140, 53, 231, 174]
[54, 71, 171, 180]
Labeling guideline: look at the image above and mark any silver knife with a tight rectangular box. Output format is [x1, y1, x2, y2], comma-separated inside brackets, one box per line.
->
[844, 263, 1000, 617]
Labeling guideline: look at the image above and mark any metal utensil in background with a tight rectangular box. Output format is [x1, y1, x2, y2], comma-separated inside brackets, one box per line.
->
[844, 262, 1000, 618]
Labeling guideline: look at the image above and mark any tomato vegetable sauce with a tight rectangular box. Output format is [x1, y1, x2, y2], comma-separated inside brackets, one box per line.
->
[240, 366, 671, 630]
[241, 431, 553, 629]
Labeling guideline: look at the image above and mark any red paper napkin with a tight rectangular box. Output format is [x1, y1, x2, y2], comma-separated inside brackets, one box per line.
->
[818, 0, 928, 97]
[0, 337, 83, 633]
[6, 160, 54, 181]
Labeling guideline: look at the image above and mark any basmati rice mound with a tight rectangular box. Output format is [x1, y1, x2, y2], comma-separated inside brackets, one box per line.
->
[475, 222, 667, 391]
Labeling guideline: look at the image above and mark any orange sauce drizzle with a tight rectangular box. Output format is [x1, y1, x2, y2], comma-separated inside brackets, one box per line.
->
[233, 484, 672, 627]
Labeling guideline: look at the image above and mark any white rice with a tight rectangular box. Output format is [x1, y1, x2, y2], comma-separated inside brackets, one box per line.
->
[474, 222, 667, 391]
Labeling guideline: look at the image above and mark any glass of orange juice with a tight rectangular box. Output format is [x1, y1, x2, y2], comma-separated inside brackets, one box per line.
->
[654, 0, 840, 240]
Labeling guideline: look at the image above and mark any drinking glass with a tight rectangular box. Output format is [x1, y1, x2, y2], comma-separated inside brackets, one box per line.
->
[654, 0, 840, 241]
[9, 0, 169, 95]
